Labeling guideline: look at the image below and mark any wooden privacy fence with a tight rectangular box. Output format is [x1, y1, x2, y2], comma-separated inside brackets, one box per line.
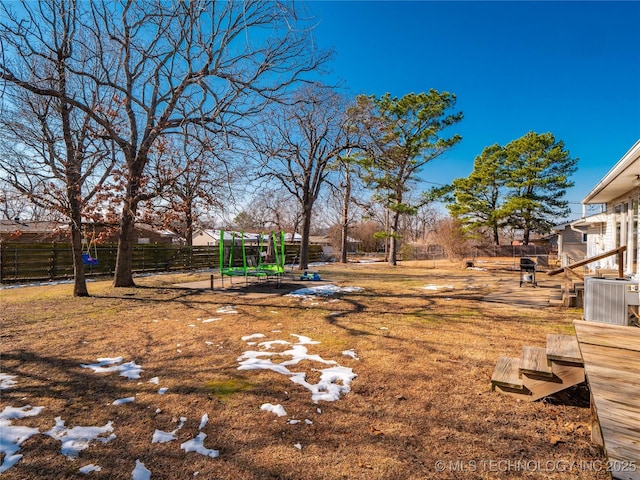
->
[0, 242, 321, 283]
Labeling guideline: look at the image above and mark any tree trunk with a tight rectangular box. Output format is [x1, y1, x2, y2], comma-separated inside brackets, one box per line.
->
[70, 219, 89, 297]
[388, 210, 400, 266]
[493, 225, 500, 246]
[113, 199, 137, 287]
[298, 203, 313, 271]
[340, 173, 351, 264]
[113, 159, 144, 287]
[185, 204, 194, 247]
[383, 208, 389, 263]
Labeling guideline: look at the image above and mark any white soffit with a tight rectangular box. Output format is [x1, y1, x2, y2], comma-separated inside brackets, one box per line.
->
[582, 139, 640, 204]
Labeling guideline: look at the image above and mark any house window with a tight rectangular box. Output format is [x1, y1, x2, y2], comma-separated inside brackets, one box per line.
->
[582, 233, 587, 243]
[138, 238, 150, 244]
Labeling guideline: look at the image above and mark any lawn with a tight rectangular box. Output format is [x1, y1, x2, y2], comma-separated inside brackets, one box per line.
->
[0, 260, 608, 479]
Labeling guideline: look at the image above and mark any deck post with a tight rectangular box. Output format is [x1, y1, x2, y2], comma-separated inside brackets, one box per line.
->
[590, 393, 604, 446]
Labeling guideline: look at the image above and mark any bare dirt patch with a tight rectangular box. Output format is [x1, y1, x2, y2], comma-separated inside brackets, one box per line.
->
[0, 260, 606, 479]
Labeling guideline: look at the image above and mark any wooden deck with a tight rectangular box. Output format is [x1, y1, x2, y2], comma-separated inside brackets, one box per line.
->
[573, 321, 640, 480]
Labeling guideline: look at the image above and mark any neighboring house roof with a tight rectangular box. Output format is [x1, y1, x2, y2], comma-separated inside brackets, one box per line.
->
[308, 235, 361, 245]
[195, 230, 273, 242]
[0, 220, 176, 240]
[136, 223, 176, 237]
[0, 220, 69, 234]
[582, 139, 640, 204]
[571, 213, 609, 227]
[284, 232, 302, 242]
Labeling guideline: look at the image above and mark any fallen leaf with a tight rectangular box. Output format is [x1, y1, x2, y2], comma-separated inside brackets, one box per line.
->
[549, 435, 562, 446]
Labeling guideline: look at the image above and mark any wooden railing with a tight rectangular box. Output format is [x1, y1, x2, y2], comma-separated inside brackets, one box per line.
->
[547, 245, 627, 279]
[547, 246, 627, 306]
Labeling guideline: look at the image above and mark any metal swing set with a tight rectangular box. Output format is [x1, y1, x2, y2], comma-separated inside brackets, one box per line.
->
[218, 230, 285, 287]
[82, 231, 99, 266]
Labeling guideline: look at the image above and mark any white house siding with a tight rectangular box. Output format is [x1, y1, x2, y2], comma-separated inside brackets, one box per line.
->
[192, 231, 218, 246]
[602, 189, 640, 275]
[587, 224, 607, 269]
[558, 225, 587, 267]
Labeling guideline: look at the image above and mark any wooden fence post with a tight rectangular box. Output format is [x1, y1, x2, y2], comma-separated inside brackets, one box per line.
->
[0, 241, 4, 284]
[49, 242, 57, 280]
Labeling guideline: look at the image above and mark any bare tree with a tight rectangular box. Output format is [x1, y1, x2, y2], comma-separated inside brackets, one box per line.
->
[433, 217, 470, 261]
[352, 91, 463, 265]
[321, 151, 368, 263]
[256, 85, 351, 270]
[140, 131, 237, 245]
[0, 0, 118, 296]
[2, 0, 330, 287]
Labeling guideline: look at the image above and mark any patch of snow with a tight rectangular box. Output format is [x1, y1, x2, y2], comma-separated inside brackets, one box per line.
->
[152, 429, 177, 443]
[199, 414, 209, 430]
[286, 284, 363, 299]
[132, 460, 151, 480]
[79, 464, 102, 474]
[294, 443, 302, 450]
[257, 339, 291, 349]
[422, 284, 455, 291]
[45, 417, 116, 458]
[241, 333, 265, 342]
[112, 397, 135, 405]
[290, 366, 357, 403]
[158, 387, 169, 395]
[0, 373, 18, 390]
[81, 357, 142, 380]
[260, 403, 287, 417]
[202, 318, 221, 323]
[290, 334, 320, 345]
[0, 405, 44, 473]
[0, 405, 44, 420]
[239, 334, 357, 404]
[149, 377, 159, 384]
[216, 306, 237, 314]
[151, 417, 186, 444]
[180, 433, 219, 458]
[342, 349, 359, 360]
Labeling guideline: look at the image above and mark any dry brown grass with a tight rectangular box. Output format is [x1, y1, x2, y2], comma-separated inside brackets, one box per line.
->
[1, 260, 608, 479]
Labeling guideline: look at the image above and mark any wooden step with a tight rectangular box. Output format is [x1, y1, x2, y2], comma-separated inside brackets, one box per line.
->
[520, 346, 553, 377]
[491, 356, 524, 390]
[546, 334, 582, 364]
[521, 361, 585, 401]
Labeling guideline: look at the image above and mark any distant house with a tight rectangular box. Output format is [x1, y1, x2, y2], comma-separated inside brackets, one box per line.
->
[0, 220, 176, 245]
[309, 234, 361, 254]
[0, 220, 69, 243]
[573, 139, 640, 275]
[192, 229, 263, 247]
[552, 222, 588, 267]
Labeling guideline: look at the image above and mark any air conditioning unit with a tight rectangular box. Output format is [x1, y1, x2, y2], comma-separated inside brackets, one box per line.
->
[584, 277, 640, 325]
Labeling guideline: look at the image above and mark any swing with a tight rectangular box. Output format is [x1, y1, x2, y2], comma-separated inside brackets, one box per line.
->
[219, 230, 285, 287]
[82, 232, 99, 266]
[219, 231, 249, 287]
[254, 231, 285, 277]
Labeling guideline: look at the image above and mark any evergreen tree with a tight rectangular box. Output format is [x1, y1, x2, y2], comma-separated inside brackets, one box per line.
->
[354, 90, 463, 265]
[447, 144, 507, 245]
[502, 131, 577, 244]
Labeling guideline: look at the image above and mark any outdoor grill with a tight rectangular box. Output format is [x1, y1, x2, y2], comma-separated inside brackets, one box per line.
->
[519, 257, 537, 287]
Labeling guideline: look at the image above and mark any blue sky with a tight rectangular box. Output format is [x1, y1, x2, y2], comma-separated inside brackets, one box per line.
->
[306, 1, 640, 218]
